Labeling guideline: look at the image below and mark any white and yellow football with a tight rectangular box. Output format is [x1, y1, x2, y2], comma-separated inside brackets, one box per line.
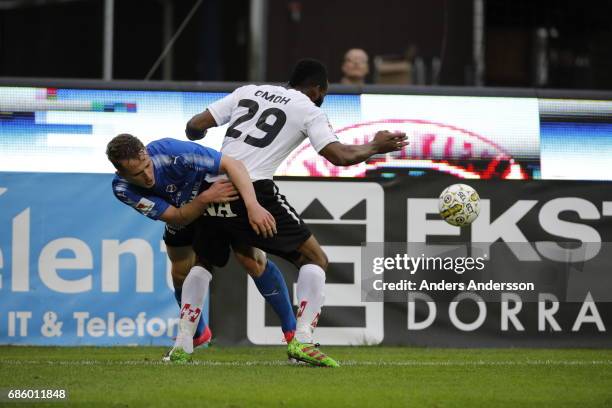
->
[438, 184, 481, 227]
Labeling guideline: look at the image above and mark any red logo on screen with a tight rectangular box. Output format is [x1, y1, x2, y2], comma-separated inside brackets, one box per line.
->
[279, 119, 529, 179]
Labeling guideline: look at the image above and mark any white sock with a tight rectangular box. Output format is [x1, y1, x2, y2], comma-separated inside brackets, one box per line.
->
[174, 265, 212, 354]
[295, 264, 326, 343]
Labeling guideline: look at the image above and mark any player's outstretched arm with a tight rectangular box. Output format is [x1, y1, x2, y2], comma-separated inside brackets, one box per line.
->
[219, 156, 277, 238]
[185, 110, 217, 141]
[158, 180, 238, 226]
[319, 130, 408, 166]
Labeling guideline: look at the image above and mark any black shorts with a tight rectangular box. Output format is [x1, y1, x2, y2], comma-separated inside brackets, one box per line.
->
[193, 179, 312, 267]
[162, 222, 195, 247]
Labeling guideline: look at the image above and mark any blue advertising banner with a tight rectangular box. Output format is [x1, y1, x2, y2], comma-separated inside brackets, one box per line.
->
[0, 172, 207, 345]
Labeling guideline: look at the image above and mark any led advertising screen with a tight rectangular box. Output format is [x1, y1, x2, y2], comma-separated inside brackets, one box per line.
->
[0, 84, 610, 181]
[0, 86, 539, 179]
[539, 98, 612, 181]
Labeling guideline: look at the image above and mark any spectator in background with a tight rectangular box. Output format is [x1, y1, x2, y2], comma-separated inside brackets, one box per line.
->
[340, 48, 370, 85]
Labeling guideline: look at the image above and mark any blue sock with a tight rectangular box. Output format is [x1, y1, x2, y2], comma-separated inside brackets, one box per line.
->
[174, 286, 206, 338]
[253, 260, 296, 335]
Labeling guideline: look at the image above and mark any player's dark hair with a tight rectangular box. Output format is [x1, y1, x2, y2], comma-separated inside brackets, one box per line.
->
[288, 58, 328, 90]
[106, 133, 145, 171]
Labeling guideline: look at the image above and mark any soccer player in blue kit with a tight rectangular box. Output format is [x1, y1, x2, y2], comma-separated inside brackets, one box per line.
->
[106, 134, 297, 356]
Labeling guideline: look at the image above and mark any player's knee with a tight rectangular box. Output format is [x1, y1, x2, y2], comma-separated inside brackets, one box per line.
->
[170, 263, 190, 287]
[166, 246, 196, 287]
[172, 258, 214, 288]
[195, 255, 214, 272]
[315, 252, 329, 271]
[234, 247, 267, 278]
[311, 246, 329, 271]
[236, 253, 267, 278]
[299, 251, 328, 271]
[297, 236, 328, 271]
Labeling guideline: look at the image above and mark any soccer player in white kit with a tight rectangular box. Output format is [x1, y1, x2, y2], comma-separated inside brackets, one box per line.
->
[185, 59, 407, 367]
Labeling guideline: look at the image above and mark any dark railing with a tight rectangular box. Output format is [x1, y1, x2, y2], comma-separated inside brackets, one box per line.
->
[1, 77, 612, 100]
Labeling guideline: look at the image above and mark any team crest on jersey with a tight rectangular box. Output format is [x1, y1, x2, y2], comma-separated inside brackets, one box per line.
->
[135, 197, 155, 215]
[166, 184, 177, 193]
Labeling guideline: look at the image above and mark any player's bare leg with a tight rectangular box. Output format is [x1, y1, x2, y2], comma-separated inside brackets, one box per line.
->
[167, 245, 196, 288]
[233, 245, 267, 278]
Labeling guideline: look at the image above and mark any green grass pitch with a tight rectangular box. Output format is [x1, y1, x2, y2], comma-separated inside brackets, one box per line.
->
[1, 346, 612, 407]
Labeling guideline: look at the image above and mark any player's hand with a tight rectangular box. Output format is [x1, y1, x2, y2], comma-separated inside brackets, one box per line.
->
[372, 130, 408, 154]
[247, 204, 277, 238]
[199, 180, 239, 204]
[185, 125, 207, 141]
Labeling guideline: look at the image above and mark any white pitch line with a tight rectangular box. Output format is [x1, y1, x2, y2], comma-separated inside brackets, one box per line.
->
[2, 360, 612, 367]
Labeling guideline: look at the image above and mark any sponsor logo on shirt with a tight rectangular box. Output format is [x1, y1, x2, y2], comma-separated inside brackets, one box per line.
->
[166, 184, 177, 193]
[135, 197, 155, 215]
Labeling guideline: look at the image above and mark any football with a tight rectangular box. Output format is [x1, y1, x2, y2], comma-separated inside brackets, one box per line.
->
[438, 184, 481, 227]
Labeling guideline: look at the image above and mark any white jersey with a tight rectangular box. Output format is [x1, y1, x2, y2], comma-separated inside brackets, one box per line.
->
[207, 84, 338, 180]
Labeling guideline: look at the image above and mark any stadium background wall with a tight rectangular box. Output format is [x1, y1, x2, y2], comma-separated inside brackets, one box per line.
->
[0, 80, 611, 346]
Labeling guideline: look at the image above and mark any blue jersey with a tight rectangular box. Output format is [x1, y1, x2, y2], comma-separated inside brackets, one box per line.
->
[112, 138, 222, 221]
